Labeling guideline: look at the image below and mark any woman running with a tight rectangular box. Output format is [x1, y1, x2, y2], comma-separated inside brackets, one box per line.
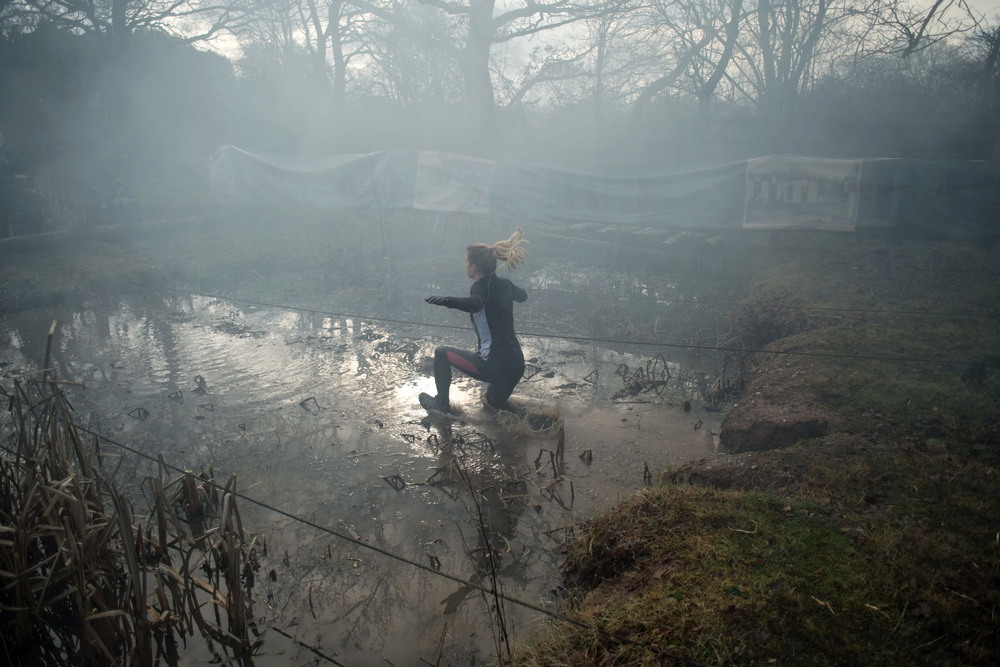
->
[419, 228, 529, 415]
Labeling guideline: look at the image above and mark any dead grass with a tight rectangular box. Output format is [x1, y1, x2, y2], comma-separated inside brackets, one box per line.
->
[514, 433, 1000, 665]
[0, 376, 267, 665]
[513, 234, 1000, 665]
[3, 211, 998, 665]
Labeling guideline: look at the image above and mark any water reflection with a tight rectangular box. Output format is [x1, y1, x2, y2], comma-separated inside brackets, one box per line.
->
[0, 290, 724, 664]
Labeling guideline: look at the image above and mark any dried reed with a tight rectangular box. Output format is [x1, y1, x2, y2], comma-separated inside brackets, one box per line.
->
[1, 377, 265, 665]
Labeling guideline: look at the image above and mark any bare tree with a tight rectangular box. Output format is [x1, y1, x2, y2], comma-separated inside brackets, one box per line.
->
[4, 0, 259, 51]
[973, 22, 1000, 157]
[406, 0, 621, 123]
[897, 0, 976, 57]
[497, 16, 622, 112]
[250, 0, 372, 99]
[748, 0, 828, 148]
[630, 0, 745, 122]
[360, 2, 465, 103]
[729, 0, 982, 150]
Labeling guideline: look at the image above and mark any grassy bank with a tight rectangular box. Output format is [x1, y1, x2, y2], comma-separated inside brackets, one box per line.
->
[3, 213, 998, 665]
[513, 236, 1000, 664]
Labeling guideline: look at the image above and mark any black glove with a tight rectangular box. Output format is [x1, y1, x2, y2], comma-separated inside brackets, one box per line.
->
[425, 295, 453, 307]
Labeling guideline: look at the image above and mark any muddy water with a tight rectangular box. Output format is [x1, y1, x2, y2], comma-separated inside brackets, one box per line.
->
[1, 290, 725, 665]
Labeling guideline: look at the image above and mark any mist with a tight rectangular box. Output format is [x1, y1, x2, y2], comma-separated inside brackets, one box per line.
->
[2, 1, 1000, 665]
[1, 0, 998, 196]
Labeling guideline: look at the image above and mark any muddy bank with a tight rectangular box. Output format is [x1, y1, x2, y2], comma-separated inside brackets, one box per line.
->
[514, 236, 1000, 665]
[717, 342, 834, 453]
[1, 212, 736, 664]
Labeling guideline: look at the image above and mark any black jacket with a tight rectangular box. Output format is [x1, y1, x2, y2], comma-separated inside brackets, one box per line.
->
[448, 275, 527, 361]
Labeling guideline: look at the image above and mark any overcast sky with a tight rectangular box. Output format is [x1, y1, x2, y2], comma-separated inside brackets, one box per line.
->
[968, 0, 1000, 16]
[200, 0, 1000, 63]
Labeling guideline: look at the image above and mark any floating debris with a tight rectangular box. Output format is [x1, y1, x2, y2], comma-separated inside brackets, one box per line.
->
[373, 340, 420, 363]
[427, 460, 462, 488]
[541, 477, 574, 510]
[168, 390, 184, 403]
[128, 406, 150, 420]
[612, 353, 671, 400]
[383, 474, 407, 491]
[396, 341, 419, 362]
[553, 382, 581, 390]
[534, 447, 563, 477]
[452, 431, 494, 454]
[504, 479, 528, 495]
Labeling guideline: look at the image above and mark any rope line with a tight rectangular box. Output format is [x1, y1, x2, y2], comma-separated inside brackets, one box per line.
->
[46, 420, 699, 665]
[0, 244, 987, 369]
[175, 287, 979, 367]
[2, 242, 994, 320]
[420, 280, 992, 320]
[530, 286, 992, 319]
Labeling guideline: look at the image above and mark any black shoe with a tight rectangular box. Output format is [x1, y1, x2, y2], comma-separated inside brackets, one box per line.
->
[419, 392, 450, 414]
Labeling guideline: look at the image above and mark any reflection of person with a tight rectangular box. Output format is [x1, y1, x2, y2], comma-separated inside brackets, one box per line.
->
[439, 481, 527, 614]
[420, 229, 529, 415]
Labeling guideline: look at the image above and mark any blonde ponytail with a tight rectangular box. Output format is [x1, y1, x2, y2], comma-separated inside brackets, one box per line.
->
[467, 228, 528, 275]
[490, 227, 528, 270]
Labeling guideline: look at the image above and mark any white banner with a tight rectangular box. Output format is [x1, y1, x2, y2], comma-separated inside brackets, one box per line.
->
[744, 156, 862, 231]
[413, 151, 495, 214]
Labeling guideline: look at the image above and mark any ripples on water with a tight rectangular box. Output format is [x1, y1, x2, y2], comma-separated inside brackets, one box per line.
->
[1, 291, 723, 664]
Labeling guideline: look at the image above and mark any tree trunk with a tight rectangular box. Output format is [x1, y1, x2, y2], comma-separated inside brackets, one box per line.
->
[330, 1, 346, 101]
[462, 0, 497, 129]
[632, 33, 714, 123]
[111, 0, 130, 53]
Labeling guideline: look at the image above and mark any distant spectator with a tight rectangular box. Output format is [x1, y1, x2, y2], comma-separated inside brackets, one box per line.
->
[0, 130, 27, 236]
[81, 185, 104, 226]
[104, 178, 141, 225]
[14, 176, 45, 234]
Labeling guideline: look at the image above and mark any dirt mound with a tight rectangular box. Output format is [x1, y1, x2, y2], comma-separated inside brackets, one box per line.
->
[718, 338, 838, 453]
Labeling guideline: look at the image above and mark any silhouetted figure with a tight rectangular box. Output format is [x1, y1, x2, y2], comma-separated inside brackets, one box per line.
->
[104, 178, 140, 225]
[13, 176, 44, 234]
[80, 185, 104, 227]
[0, 130, 27, 236]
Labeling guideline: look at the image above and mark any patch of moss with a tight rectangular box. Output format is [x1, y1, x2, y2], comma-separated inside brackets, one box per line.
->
[515, 233, 1000, 665]
[516, 432, 1000, 664]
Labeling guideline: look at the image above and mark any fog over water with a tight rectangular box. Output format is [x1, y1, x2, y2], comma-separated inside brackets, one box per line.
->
[1, 262, 723, 663]
[2, 0, 998, 662]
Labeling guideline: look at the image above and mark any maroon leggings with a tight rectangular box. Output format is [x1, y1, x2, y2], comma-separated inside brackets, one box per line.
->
[433, 346, 525, 409]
